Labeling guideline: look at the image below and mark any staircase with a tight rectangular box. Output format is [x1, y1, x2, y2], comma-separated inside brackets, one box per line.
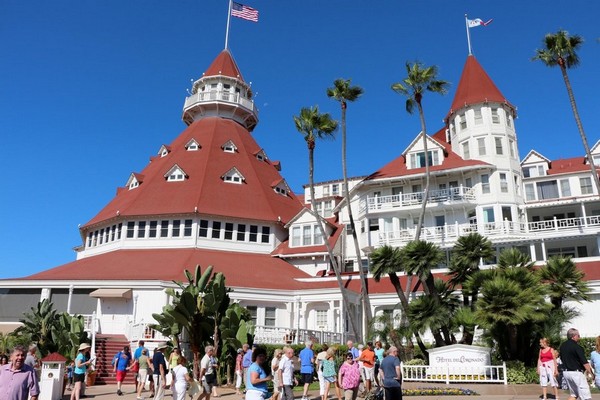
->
[93, 334, 137, 386]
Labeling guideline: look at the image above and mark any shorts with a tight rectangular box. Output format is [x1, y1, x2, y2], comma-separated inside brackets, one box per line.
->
[363, 366, 375, 381]
[73, 373, 85, 383]
[202, 380, 215, 393]
[116, 370, 127, 382]
[324, 376, 336, 383]
[539, 361, 558, 387]
[138, 369, 148, 383]
[563, 370, 591, 400]
[301, 373, 314, 384]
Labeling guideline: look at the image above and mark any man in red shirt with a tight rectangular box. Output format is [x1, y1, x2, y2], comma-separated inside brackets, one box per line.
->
[359, 342, 376, 393]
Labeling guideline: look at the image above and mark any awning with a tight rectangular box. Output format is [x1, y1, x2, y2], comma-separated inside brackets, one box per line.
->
[89, 288, 132, 299]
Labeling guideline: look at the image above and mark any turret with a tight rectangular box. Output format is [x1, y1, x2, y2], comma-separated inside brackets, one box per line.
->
[182, 49, 258, 131]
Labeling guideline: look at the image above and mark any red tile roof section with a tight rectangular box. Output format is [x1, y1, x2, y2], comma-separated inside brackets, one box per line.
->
[446, 55, 515, 121]
[203, 49, 245, 81]
[22, 248, 344, 291]
[364, 128, 490, 181]
[84, 117, 303, 227]
[547, 157, 590, 175]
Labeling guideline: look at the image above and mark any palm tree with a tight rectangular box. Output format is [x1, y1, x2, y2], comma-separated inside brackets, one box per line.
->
[293, 106, 361, 341]
[392, 62, 449, 239]
[533, 30, 600, 193]
[538, 256, 590, 310]
[401, 240, 452, 345]
[327, 78, 372, 334]
[370, 245, 428, 357]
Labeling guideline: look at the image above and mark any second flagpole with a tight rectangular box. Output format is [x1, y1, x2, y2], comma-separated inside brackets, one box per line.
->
[465, 14, 473, 55]
[225, 0, 233, 49]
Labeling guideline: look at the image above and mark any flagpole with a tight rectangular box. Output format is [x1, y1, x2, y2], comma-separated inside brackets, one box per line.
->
[465, 14, 472, 55]
[225, 0, 233, 49]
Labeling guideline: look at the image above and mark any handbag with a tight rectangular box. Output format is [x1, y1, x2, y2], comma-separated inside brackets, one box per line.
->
[205, 371, 217, 385]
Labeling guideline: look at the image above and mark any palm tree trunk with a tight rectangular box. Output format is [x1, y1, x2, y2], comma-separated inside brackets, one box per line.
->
[414, 102, 430, 240]
[341, 102, 372, 339]
[560, 63, 600, 194]
[308, 146, 361, 341]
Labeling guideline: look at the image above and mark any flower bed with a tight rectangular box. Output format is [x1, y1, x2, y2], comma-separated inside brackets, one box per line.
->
[403, 387, 479, 396]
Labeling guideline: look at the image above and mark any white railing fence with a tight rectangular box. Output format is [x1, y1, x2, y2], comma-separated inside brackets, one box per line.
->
[401, 362, 507, 385]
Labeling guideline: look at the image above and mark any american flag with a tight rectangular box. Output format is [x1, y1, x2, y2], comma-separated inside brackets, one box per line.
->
[231, 2, 259, 22]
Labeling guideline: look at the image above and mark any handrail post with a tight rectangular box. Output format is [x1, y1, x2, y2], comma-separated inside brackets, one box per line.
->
[503, 362, 507, 385]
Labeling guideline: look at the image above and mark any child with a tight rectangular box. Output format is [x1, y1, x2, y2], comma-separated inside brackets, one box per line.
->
[67, 361, 75, 390]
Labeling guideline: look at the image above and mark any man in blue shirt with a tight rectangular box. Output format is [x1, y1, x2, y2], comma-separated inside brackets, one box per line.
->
[346, 340, 360, 360]
[152, 343, 168, 400]
[299, 341, 314, 400]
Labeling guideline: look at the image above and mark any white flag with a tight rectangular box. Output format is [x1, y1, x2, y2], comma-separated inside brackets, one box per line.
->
[468, 18, 493, 28]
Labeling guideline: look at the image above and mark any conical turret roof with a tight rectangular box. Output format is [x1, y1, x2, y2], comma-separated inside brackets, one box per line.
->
[203, 49, 245, 81]
[446, 55, 515, 121]
[84, 117, 302, 228]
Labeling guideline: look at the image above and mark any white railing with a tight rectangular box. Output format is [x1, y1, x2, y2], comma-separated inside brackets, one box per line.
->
[378, 215, 600, 247]
[183, 90, 257, 115]
[365, 187, 475, 212]
[253, 326, 344, 345]
[402, 362, 507, 385]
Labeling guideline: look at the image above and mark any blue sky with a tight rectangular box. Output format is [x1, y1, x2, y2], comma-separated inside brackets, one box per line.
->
[1, 1, 599, 278]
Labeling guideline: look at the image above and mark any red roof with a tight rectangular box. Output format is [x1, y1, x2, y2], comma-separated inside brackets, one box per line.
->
[84, 117, 303, 227]
[365, 128, 490, 181]
[203, 49, 245, 81]
[41, 353, 68, 362]
[547, 157, 590, 175]
[446, 55, 514, 121]
[22, 248, 344, 291]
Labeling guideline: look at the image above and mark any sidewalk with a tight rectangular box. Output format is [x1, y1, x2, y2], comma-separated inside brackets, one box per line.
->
[62, 382, 599, 400]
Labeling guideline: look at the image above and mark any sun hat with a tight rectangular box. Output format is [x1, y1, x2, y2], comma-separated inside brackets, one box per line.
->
[78, 343, 91, 351]
[156, 342, 168, 350]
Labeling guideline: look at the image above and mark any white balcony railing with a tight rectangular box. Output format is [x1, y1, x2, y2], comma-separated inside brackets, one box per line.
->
[183, 90, 258, 115]
[378, 215, 600, 247]
[362, 186, 475, 213]
[253, 326, 345, 345]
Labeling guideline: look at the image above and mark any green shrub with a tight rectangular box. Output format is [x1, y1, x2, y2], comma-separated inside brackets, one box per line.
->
[506, 361, 538, 384]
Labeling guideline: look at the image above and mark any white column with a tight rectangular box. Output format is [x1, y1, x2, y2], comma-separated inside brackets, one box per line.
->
[529, 243, 537, 262]
[67, 284, 74, 315]
[540, 241, 547, 261]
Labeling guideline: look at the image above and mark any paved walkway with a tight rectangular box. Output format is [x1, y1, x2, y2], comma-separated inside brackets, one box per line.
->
[62, 382, 599, 400]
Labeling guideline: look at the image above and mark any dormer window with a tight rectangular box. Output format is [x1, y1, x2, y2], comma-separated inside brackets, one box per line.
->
[185, 139, 200, 151]
[158, 145, 171, 158]
[126, 173, 143, 190]
[275, 186, 287, 195]
[164, 164, 187, 182]
[222, 167, 245, 184]
[222, 140, 238, 153]
[291, 224, 324, 247]
[409, 150, 440, 169]
[256, 150, 267, 161]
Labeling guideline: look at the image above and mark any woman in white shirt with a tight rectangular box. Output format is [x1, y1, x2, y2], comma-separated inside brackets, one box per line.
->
[171, 356, 192, 400]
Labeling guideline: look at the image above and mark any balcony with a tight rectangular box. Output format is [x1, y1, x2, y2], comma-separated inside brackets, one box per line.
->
[361, 186, 475, 214]
[253, 325, 344, 345]
[183, 90, 258, 117]
[377, 215, 600, 247]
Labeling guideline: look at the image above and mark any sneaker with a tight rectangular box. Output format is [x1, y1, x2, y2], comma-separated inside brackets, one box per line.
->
[117, 390, 123, 396]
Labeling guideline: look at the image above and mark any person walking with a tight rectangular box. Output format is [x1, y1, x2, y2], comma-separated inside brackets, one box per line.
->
[299, 341, 315, 400]
[271, 349, 283, 400]
[321, 347, 341, 400]
[198, 345, 218, 400]
[0, 345, 40, 400]
[70, 343, 92, 400]
[380, 346, 402, 400]
[114, 345, 132, 396]
[153, 342, 168, 400]
[278, 346, 297, 400]
[359, 342, 376, 394]
[338, 351, 361, 400]
[235, 348, 244, 395]
[559, 328, 594, 400]
[373, 341, 384, 387]
[136, 348, 152, 400]
[316, 344, 329, 399]
[538, 338, 559, 400]
[171, 356, 192, 400]
[590, 336, 600, 389]
[245, 346, 272, 400]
